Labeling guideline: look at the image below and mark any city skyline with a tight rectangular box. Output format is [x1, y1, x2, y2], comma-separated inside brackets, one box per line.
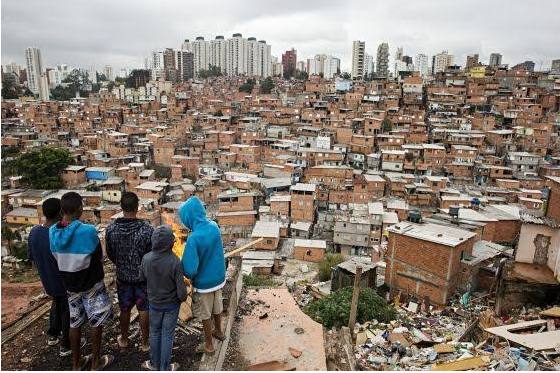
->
[2, 0, 560, 72]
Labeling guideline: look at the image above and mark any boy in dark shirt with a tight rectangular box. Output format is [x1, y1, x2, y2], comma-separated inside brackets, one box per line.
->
[49, 192, 114, 370]
[28, 198, 71, 356]
[106, 192, 153, 351]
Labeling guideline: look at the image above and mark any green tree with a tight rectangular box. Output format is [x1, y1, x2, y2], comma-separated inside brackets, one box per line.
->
[239, 78, 256, 93]
[1, 73, 22, 99]
[14, 147, 72, 189]
[50, 85, 76, 101]
[198, 65, 222, 79]
[341, 72, 351, 80]
[1, 226, 20, 256]
[318, 253, 345, 281]
[260, 77, 275, 94]
[96, 73, 108, 82]
[382, 117, 393, 132]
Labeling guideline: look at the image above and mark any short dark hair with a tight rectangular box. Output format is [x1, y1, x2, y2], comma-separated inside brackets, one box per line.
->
[60, 192, 83, 216]
[120, 192, 139, 213]
[42, 198, 61, 220]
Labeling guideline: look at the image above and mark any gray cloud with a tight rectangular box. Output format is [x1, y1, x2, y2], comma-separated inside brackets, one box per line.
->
[2, 0, 559, 72]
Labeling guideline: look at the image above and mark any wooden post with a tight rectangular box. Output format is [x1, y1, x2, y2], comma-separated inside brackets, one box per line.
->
[348, 266, 362, 333]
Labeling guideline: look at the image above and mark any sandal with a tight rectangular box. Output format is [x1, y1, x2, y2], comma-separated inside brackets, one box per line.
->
[196, 343, 215, 354]
[141, 360, 157, 371]
[93, 354, 114, 371]
[212, 330, 226, 341]
[117, 335, 129, 349]
[79, 354, 92, 371]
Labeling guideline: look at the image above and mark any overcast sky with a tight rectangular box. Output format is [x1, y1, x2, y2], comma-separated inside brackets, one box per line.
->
[2, 0, 559, 72]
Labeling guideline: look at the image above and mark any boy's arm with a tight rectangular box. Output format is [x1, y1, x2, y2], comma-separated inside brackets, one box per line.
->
[181, 238, 199, 279]
[175, 261, 188, 302]
[105, 229, 116, 263]
[139, 257, 146, 282]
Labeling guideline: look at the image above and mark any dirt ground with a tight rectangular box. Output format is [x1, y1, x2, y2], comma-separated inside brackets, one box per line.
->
[1, 280, 44, 326]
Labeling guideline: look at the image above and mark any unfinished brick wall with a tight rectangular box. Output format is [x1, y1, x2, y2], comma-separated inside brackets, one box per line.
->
[386, 232, 474, 305]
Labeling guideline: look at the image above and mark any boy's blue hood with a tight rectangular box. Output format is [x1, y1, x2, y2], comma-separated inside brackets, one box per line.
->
[178, 196, 207, 231]
[50, 220, 82, 251]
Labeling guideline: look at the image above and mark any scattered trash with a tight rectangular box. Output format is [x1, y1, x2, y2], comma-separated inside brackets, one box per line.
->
[288, 347, 302, 358]
[294, 327, 305, 335]
[259, 312, 268, 320]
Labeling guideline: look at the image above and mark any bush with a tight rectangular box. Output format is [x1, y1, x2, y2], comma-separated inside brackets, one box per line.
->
[318, 253, 344, 281]
[243, 274, 278, 287]
[305, 287, 396, 328]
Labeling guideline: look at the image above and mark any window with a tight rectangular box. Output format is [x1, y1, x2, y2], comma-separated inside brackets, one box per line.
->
[266, 239, 273, 245]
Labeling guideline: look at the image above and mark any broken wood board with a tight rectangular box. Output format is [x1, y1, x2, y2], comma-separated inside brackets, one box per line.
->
[432, 355, 490, 371]
[433, 343, 456, 353]
[388, 332, 411, 347]
[247, 360, 295, 371]
[2, 300, 51, 345]
[540, 306, 560, 318]
[485, 319, 560, 351]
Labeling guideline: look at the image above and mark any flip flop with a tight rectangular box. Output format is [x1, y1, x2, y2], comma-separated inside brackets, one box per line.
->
[117, 335, 129, 349]
[196, 343, 215, 354]
[93, 354, 114, 371]
[212, 331, 226, 342]
[79, 354, 92, 371]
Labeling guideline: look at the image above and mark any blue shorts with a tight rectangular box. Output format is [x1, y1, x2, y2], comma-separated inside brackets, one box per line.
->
[68, 281, 113, 328]
[117, 280, 149, 312]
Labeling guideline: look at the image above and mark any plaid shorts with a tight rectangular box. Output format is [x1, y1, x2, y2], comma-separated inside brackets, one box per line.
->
[116, 280, 149, 312]
[68, 281, 113, 328]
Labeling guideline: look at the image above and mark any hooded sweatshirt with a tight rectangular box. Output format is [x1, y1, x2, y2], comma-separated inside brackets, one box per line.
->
[49, 220, 104, 293]
[179, 196, 226, 293]
[140, 225, 187, 310]
[105, 218, 153, 284]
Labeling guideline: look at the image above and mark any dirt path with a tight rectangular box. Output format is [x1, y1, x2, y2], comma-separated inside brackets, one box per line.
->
[1, 281, 44, 326]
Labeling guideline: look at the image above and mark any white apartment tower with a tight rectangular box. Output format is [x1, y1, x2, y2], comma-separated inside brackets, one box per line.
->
[351, 40, 365, 79]
[415, 53, 430, 77]
[151, 51, 164, 80]
[323, 56, 340, 79]
[256, 40, 271, 77]
[226, 33, 248, 76]
[364, 53, 375, 78]
[38, 74, 50, 101]
[246, 37, 259, 76]
[181, 39, 192, 52]
[25, 47, 44, 94]
[432, 50, 454, 74]
[210, 36, 227, 73]
[192, 37, 210, 75]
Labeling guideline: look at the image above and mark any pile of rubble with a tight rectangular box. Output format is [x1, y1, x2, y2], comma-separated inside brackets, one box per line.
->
[353, 300, 560, 371]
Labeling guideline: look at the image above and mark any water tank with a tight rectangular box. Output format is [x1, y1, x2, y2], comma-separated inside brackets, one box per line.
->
[408, 209, 422, 223]
[449, 205, 460, 217]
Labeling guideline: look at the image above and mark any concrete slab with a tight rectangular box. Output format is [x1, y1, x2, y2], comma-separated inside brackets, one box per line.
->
[237, 288, 327, 371]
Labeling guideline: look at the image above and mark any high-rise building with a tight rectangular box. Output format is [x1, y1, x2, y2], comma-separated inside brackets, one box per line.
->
[3, 62, 22, 77]
[395, 47, 403, 62]
[163, 48, 177, 82]
[489, 53, 502, 67]
[151, 51, 164, 80]
[38, 74, 50, 101]
[25, 47, 44, 93]
[104, 65, 114, 81]
[363, 53, 374, 78]
[271, 56, 283, 77]
[246, 37, 259, 76]
[432, 51, 454, 74]
[466, 54, 479, 69]
[376, 42, 390, 78]
[256, 40, 271, 78]
[181, 39, 192, 52]
[351, 40, 365, 79]
[282, 48, 297, 79]
[551, 59, 560, 74]
[210, 36, 226, 73]
[226, 33, 248, 76]
[175, 50, 194, 82]
[323, 55, 340, 79]
[414, 53, 429, 77]
[512, 60, 535, 72]
[192, 36, 210, 75]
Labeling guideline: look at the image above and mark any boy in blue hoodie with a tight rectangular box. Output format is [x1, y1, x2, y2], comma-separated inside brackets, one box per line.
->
[49, 192, 113, 370]
[179, 196, 225, 354]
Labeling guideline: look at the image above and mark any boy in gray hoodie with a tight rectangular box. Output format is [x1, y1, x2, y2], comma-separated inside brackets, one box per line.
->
[140, 225, 187, 371]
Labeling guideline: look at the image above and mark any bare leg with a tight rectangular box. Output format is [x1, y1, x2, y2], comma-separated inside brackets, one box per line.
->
[213, 313, 224, 339]
[70, 327, 82, 370]
[119, 309, 131, 347]
[90, 325, 102, 370]
[139, 310, 150, 350]
[202, 318, 214, 352]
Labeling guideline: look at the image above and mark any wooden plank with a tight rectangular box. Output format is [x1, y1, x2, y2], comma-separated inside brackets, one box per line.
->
[432, 356, 490, 371]
[225, 238, 264, 258]
[247, 360, 294, 371]
[348, 266, 362, 332]
[2, 300, 51, 345]
[433, 343, 456, 353]
[541, 306, 560, 318]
